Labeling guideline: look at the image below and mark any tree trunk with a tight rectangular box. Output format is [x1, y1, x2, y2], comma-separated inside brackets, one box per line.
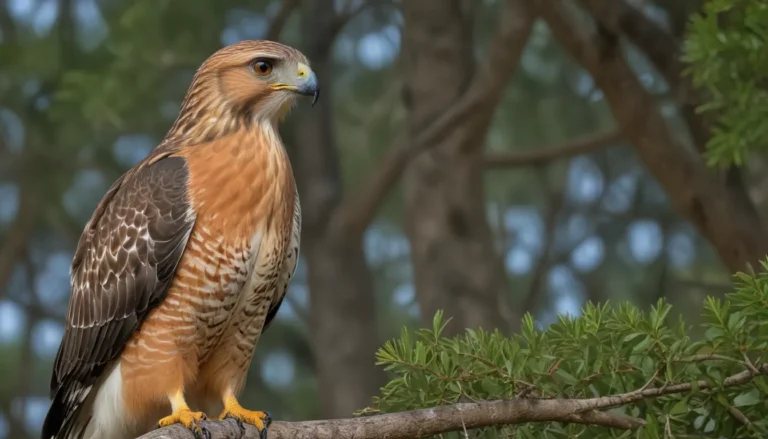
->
[294, 0, 384, 418]
[400, 0, 534, 334]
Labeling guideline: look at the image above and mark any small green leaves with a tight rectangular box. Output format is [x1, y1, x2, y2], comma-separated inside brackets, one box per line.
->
[683, 0, 768, 168]
[369, 256, 768, 438]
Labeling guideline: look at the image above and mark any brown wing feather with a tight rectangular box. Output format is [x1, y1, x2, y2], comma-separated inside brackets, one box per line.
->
[42, 154, 195, 439]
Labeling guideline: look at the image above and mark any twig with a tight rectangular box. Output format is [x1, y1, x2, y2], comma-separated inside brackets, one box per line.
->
[482, 131, 621, 169]
[534, 0, 768, 272]
[139, 364, 768, 439]
[264, 0, 300, 41]
[0, 178, 38, 300]
[334, 0, 398, 33]
[519, 172, 563, 316]
[725, 405, 751, 426]
[330, 0, 535, 239]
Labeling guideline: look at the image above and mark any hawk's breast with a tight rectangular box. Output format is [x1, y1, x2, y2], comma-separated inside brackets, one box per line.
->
[172, 127, 298, 361]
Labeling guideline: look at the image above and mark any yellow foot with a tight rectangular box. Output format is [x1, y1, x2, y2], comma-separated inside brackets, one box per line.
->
[158, 408, 209, 439]
[219, 404, 271, 439]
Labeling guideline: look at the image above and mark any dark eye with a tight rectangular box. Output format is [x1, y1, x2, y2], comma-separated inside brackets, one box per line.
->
[252, 59, 273, 76]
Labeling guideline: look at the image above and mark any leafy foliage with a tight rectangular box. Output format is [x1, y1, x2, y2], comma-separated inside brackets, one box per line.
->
[369, 261, 768, 438]
[683, 0, 768, 167]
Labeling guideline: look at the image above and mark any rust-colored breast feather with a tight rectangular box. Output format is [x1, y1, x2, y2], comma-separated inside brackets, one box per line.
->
[119, 127, 298, 418]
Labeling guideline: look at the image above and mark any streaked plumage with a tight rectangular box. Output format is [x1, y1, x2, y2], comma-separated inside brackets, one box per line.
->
[42, 40, 317, 439]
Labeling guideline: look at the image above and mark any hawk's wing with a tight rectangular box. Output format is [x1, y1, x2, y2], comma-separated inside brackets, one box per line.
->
[42, 155, 195, 439]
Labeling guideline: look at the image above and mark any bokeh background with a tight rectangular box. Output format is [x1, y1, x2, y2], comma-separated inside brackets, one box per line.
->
[0, 0, 759, 437]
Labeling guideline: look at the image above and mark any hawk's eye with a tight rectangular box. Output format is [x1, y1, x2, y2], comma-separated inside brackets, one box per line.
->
[252, 59, 273, 76]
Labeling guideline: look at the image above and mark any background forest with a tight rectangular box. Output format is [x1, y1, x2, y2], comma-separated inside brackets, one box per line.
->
[1, 0, 767, 438]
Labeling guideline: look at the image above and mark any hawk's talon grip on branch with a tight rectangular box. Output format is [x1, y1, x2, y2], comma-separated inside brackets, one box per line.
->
[157, 407, 209, 439]
[199, 425, 212, 439]
[219, 397, 271, 439]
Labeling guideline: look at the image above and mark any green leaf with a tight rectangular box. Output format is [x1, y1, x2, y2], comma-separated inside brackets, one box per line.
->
[670, 398, 689, 416]
[733, 388, 762, 407]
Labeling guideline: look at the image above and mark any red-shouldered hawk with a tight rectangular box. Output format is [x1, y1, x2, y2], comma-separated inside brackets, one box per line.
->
[41, 40, 318, 439]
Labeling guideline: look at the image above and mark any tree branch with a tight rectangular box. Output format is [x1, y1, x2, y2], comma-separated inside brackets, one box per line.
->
[334, 0, 398, 34]
[330, 0, 534, 238]
[482, 131, 621, 169]
[0, 179, 38, 299]
[139, 364, 767, 439]
[575, 0, 762, 232]
[534, 0, 768, 272]
[574, 0, 711, 151]
[264, 0, 301, 41]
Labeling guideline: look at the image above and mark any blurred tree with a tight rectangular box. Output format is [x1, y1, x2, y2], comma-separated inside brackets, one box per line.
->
[3, 0, 766, 437]
[536, 0, 768, 273]
[400, 0, 534, 335]
[292, 0, 385, 419]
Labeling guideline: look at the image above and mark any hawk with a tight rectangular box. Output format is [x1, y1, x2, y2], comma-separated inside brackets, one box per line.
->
[41, 40, 318, 439]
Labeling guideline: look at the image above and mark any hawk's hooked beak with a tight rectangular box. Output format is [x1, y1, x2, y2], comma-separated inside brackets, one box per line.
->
[270, 62, 320, 107]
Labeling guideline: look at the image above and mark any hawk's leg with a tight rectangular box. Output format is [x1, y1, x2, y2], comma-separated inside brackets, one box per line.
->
[219, 388, 271, 439]
[158, 389, 210, 439]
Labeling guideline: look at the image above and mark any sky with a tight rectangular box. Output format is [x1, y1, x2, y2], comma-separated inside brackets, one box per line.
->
[0, 0, 695, 435]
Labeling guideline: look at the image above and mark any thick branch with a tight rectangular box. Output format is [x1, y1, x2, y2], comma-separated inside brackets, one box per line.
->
[535, 0, 768, 272]
[576, 0, 761, 225]
[331, 0, 534, 238]
[139, 364, 767, 439]
[483, 131, 621, 169]
[140, 400, 643, 439]
[574, 0, 710, 150]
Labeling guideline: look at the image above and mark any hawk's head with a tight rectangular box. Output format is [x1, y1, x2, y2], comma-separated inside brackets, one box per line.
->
[170, 40, 319, 140]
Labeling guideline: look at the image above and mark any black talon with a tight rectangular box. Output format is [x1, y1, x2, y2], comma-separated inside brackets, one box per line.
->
[201, 426, 212, 439]
[192, 424, 204, 439]
[259, 411, 272, 439]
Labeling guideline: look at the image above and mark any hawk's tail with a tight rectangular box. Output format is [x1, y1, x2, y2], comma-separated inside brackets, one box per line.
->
[41, 383, 92, 439]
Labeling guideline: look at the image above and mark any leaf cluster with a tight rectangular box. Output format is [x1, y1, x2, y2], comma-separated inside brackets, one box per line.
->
[368, 262, 768, 438]
[683, 0, 768, 167]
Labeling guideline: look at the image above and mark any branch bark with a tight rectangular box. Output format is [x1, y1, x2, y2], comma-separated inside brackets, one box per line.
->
[332, 0, 534, 239]
[264, 0, 300, 41]
[0, 178, 38, 299]
[535, 0, 768, 273]
[574, 0, 711, 151]
[398, 0, 535, 335]
[139, 364, 768, 439]
[574, 0, 763, 243]
[292, 0, 385, 418]
[482, 131, 621, 169]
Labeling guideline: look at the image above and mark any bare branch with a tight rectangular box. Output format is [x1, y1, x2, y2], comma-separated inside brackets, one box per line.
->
[334, 0, 399, 34]
[139, 364, 767, 439]
[264, 0, 301, 41]
[534, 0, 768, 272]
[574, 0, 713, 151]
[0, 180, 38, 300]
[139, 399, 644, 439]
[520, 176, 564, 317]
[330, 0, 534, 238]
[483, 131, 622, 169]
